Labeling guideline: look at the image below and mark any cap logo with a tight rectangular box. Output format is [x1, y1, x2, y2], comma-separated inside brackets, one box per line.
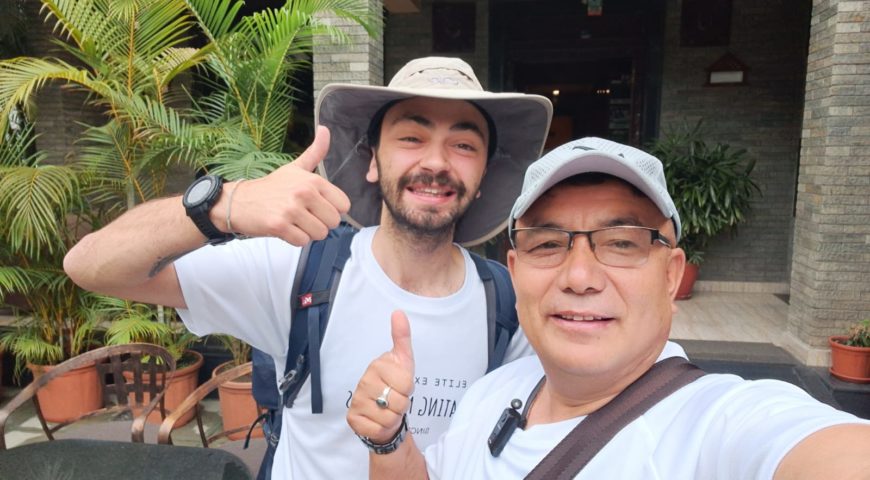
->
[571, 144, 624, 158]
[429, 76, 461, 86]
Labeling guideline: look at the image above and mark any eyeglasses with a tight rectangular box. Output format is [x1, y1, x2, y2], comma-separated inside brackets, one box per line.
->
[510, 226, 673, 268]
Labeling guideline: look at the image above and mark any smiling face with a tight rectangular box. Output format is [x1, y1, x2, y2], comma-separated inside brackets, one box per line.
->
[507, 177, 685, 387]
[366, 97, 489, 239]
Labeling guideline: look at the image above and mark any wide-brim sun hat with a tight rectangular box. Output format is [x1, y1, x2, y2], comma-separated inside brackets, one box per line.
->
[509, 137, 682, 242]
[314, 56, 553, 246]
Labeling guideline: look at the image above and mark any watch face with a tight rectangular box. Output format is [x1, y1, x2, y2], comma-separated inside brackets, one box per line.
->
[186, 177, 215, 204]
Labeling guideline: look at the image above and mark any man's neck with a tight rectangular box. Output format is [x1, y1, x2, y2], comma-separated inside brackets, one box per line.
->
[370, 222, 465, 297]
[527, 354, 660, 426]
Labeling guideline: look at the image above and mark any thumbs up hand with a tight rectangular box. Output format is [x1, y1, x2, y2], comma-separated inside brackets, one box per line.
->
[347, 311, 416, 445]
[211, 125, 351, 246]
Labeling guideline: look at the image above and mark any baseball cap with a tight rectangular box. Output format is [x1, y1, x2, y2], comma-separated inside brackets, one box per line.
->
[509, 137, 681, 242]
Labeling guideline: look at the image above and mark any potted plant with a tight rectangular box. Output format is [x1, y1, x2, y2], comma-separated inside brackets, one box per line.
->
[829, 319, 870, 383]
[102, 299, 203, 426]
[211, 335, 262, 440]
[648, 121, 761, 299]
[0, 122, 107, 422]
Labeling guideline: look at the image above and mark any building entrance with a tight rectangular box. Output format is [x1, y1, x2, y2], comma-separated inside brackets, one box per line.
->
[490, 0, 664, 150]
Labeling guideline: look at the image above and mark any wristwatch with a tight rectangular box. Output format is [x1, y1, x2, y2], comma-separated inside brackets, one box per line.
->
[182, 175, 234, 245]
[357, 414, 408, 455]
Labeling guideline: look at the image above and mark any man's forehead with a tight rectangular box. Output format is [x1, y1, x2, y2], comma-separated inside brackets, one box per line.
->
[385, 98, 488, 140]
[519, 180, 666, 227]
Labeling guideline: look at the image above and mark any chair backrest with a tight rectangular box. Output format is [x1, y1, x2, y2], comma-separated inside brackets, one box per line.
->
[158, 362, 265, 477]
[158, 362, 253, 447]
[0, 343, 177, 450]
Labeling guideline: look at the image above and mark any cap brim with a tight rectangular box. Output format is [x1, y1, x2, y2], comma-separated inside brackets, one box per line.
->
[315, 83, 552, 246]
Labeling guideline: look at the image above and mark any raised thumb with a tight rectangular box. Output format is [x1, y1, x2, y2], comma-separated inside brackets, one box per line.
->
[390, 310, 414, 369]
[293, 125, 331, 172]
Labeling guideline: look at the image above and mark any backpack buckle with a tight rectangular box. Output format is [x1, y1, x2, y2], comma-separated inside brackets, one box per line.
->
[278, 354, 306, 393]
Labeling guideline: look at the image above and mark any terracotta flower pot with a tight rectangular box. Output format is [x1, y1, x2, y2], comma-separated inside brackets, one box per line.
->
[213, 361, 263, 440]
[125, 350, 204, 426]
[27, 362, 101, 423]
[829, 336, 870, 384]
[676, 263, 699, 300]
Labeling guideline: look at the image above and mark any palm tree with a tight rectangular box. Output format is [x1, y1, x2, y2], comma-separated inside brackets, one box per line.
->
[0, 122, 102, 375]
[0, 0, 378, 367]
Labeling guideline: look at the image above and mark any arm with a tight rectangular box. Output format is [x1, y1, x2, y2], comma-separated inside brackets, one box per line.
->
[774, 424, 870, 480]
[347, 311, 429, 480]
[64, 126, 350, 308]
[370, 435, 428, 480]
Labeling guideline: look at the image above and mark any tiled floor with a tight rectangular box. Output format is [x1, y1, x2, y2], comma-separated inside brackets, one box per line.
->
[670, 290, 790, 345]
[0, 291, 791, 449]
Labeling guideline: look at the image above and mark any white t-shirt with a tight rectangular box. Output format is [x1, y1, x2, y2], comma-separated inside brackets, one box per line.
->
[425, 341, 869, 479]
[174, 226, 533, 479]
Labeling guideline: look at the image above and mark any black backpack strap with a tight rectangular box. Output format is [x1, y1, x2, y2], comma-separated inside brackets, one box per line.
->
[524, 357, 706, 480]
[470, 254, 519, 373]
[279, 224, 356, 413]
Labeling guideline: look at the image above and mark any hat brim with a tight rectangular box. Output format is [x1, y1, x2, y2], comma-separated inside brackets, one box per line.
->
[314, 83, 552, 246]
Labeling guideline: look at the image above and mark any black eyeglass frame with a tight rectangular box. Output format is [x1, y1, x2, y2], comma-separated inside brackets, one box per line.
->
[509, 226, 674, 267]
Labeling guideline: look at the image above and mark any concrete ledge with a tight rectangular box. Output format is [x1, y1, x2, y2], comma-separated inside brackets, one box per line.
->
[679, 339, 799, 364]
[781, 330, 830, 367]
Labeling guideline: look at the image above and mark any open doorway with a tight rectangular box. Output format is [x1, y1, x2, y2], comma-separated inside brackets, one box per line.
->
[514, 58, 636, 150]
[490, 0, 664, 151]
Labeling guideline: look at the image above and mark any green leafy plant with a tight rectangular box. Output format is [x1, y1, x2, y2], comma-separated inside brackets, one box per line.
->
[0, 1, 376, 367]
[0, 122, 104, 376]
[648, 121, 761, 265]
[101, 298, 200, 364]
[213, 334, 252, 368]
[841, 319, 870, 348]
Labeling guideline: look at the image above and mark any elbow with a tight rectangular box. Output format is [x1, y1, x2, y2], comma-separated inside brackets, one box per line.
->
[64, 236, 97, 290]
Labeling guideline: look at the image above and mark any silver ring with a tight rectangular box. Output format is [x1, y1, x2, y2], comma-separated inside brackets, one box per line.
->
[375, 386, 391, 409]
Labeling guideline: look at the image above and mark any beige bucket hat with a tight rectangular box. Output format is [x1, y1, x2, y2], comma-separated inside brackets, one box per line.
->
[314, 56, 553, 246]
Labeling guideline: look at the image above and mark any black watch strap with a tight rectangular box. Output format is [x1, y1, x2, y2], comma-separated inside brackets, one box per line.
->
[183, 175, 235, 245]
[190, 206, 233, 245]
[357, 414, 408, 455]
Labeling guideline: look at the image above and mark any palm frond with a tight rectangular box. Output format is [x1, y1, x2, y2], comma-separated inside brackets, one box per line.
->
[0, 164, 79, 259]
[0, 57, 91, 132]
[208, 136, 295, 180]
[183, 0, 245, 42]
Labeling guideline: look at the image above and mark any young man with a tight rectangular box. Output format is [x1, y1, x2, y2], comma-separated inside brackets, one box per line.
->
[63, 57, 552, 479]
[347, 137, 870, 479]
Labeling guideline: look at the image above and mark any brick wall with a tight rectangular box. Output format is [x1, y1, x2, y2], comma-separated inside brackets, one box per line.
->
[384, 0, 490, 87]
[313, 1, 385, 97]
[785, 0, 870, 364]
[660, 0, 812, 283]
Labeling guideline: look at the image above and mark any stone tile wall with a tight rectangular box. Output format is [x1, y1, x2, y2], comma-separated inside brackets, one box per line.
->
[660, 0, 813, 283]
[784, 0, 870, 366]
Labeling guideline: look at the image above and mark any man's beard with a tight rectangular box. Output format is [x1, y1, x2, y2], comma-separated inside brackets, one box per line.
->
[380, 170, 471, 239]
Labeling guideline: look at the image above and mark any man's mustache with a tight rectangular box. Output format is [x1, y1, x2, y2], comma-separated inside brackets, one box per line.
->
[398, 172, 468, 198]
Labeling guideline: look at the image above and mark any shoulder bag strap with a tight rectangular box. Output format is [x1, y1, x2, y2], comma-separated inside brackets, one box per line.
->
[524, 357, 706, 480]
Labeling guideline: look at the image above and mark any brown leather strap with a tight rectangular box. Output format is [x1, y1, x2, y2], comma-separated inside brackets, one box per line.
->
[524, 357, 705, 480]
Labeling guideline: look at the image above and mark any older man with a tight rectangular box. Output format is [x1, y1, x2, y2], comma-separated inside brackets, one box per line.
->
[347, 137, 870, 479]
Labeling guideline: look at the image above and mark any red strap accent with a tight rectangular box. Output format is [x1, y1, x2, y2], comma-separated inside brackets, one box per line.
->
[298, 293, 313, 309]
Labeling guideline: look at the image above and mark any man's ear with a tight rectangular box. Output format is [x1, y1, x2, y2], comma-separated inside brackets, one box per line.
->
[365, 150, 378, 183]
[666, 247, 687, 303]
[507, 249, 517, 281]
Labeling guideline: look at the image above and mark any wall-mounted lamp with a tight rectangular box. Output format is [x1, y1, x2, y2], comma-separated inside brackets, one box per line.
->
[705, 52, 748, 86]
